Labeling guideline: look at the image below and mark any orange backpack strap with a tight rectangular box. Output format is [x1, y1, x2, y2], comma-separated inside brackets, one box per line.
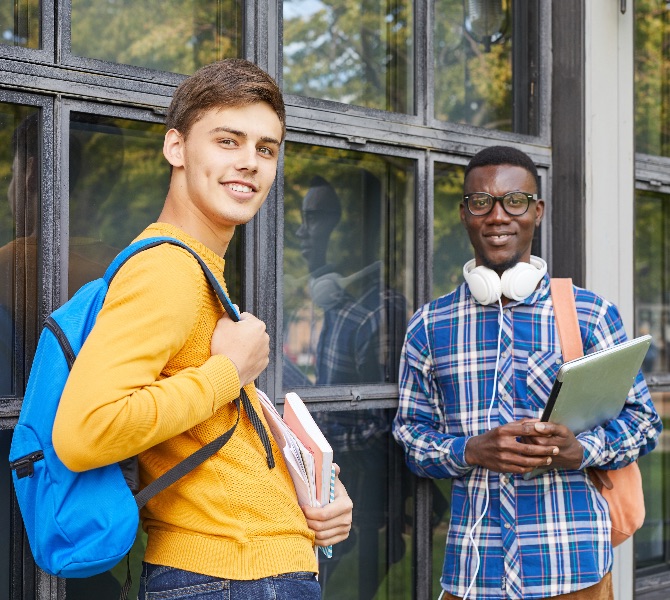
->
[550, 278, 583, 363]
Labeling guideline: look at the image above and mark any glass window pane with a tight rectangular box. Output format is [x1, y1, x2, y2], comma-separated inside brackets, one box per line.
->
[0, 429, 11, 598]
[634, 189, 670, 571]
[283, 143, 413, 387]
[0, 104, 41, 397]
[433, 163, 471, 298]
[0, 0, 40, 49]
[309, 407, 413, 600]
[434, 0, 539, 134]
[635, 1, 670, 157]
[283, 0, 414, 113]
[70, 0, 243, 75]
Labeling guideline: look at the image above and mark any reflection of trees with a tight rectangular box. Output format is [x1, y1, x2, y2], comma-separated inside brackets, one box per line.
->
[434, 0, 512, 129]
[433, 164, 471, 298]
[635, 0, 670, 156]
[0, 0, 40, 48]
[283, 0, 413, 112]
[70, 0, 242, 74]
[635, 192, 665, 305]
[69, 115, 168, 247]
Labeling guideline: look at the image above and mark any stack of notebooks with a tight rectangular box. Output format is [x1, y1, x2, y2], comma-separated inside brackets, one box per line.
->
[256, 390, 335, 557]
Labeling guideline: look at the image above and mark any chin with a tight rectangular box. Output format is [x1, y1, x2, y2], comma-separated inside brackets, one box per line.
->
[481, 255, 522, 273]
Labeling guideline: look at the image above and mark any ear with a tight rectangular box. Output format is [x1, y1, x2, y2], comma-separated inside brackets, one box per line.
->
[534, 199, 545, 226]
[460, 202, 467, 224]
[163, 128, 185, 167]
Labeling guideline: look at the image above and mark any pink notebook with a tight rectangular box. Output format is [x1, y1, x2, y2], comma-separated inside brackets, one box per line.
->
[283, 393, 334, 505]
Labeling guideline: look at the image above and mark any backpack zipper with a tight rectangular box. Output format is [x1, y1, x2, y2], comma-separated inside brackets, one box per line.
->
[9, 451, 45, 479]
[44, 317, 76, 370]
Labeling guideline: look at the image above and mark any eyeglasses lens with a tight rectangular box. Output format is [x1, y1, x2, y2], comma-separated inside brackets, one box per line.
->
[467, 192, 530, 216]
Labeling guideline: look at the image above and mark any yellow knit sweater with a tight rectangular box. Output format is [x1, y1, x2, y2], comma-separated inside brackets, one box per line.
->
[53, 223, 317, 579]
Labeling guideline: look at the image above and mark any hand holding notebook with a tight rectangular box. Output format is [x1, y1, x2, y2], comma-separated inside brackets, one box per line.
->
[257, 390, 335, 557]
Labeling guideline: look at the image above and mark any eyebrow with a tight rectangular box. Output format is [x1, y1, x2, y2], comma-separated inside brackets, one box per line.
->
[208, 126, 280, 146]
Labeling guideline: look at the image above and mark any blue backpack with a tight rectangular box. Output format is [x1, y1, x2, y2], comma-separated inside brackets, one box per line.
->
[8, 236, 274, 583]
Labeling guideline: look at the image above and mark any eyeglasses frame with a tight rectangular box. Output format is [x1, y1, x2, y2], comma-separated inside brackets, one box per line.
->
[462, 191, 538, 217]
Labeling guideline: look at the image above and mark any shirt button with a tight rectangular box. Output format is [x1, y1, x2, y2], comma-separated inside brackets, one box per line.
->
[501, 475, 509, 484]
[504, 523, 512, 529]
[555, 359, 561, 365]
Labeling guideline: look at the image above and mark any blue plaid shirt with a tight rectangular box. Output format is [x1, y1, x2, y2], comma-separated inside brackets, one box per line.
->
[393, 274, 662, 599]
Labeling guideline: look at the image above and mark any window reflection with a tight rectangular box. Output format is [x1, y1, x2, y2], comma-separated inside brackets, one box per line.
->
[283, 0, 414, 113]
[433, 163, 473, 298]
[66, 115, 168, 296]
[309, 407, 412, 600]
[0, 0, 40, 49]
[0, 104, 41, 397]
[634, 189, 670, 573]
[434, 0, 538, 134]
[635, 0, 670, 157]
[283, 143, 413, 388]
[0, 429, 10, 598]
[70, 0, 242, 75]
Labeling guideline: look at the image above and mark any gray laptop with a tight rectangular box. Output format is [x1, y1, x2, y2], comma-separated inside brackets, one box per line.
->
[522, 334, 652, 480]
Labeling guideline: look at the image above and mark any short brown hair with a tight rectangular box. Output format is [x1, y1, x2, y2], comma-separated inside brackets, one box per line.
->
[165, 59, 286, 140]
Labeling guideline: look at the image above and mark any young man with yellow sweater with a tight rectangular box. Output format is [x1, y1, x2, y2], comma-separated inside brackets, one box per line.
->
[52, 59, 353, 600]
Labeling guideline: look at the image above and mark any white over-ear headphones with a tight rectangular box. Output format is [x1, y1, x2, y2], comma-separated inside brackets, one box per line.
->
[463, 255, 547, 305]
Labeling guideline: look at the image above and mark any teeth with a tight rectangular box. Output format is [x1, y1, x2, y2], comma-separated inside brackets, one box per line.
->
[228, 183, 253, 193]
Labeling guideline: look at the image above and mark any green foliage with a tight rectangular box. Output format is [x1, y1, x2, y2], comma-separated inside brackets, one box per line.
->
[0, 0, 40, 48]
[434, 0, 513, 129]
[70, 0, 242, 74]
[283, 0, 413, 112]
[433, 163, 471, 298]
[635, 0, 670, 156]
[69, 115, 169, 248]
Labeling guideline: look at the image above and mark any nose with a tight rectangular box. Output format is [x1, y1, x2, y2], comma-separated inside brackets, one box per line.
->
[485, 197, 511, 222]
[235, 143, 259, 173]
[296, 221, 306, 238]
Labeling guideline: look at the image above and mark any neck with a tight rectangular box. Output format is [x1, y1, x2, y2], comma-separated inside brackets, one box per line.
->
[158, 192, 233, 257]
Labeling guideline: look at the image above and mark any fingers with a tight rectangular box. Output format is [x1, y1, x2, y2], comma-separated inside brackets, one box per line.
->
[210, 312, 270, 386]
[301, 477, 353, 547]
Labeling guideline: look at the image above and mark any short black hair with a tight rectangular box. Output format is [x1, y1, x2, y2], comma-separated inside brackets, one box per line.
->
[464, 145, 540, 193]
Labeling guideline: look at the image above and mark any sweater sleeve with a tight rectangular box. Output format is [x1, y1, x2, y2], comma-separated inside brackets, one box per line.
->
[53, 245, 242, 471]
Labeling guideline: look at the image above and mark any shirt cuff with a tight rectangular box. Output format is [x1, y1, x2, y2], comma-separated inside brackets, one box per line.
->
[576, 431, 600, 469]
[199, 354, 242, 412]
[450, 435, 472, 470]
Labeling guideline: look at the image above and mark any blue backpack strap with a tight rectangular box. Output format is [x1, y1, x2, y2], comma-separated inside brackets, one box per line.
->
[104, 236, 240, 322]
[104, 236, 275, 512]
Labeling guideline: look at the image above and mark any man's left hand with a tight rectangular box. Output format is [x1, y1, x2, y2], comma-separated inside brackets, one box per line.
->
[522, 421, 584, 470]
[301, 464, 353, 547]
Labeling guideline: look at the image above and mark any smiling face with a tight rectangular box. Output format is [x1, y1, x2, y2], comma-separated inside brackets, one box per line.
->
[161, 102, 282, 254]
[461, 163, 544, 275]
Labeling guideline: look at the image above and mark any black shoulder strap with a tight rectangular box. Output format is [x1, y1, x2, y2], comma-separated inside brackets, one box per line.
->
[116, 238, 275, 511]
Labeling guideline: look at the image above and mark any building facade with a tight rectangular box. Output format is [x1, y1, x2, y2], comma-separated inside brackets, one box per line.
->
[0, 1, 669, 599]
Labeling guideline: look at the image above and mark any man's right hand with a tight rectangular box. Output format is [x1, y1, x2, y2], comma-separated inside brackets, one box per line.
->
[210, 312, 270, 387]
[464, 419, 559, 474]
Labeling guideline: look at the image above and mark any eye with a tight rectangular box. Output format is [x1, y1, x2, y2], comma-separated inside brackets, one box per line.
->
[217, 138, 237, 147]
[257, 146, 274, 156]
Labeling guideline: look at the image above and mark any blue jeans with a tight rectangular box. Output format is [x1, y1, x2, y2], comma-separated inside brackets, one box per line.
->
[137, 562, 321, 600]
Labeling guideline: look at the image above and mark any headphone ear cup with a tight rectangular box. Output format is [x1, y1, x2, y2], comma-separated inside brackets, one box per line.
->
[463, 260, 502, 305]
[310, 273, 345, 310]
[500, 260, 545, 301]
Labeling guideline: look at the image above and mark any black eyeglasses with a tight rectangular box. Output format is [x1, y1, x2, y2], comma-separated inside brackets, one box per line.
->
[463, 191, 537, 217]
